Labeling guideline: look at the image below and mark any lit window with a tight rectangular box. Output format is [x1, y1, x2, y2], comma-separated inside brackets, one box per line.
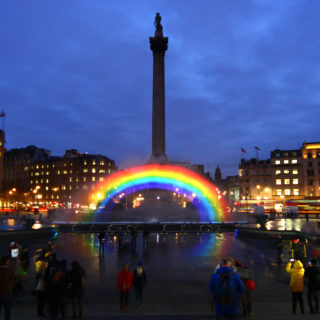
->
[284, 170, 289, 174]
[92, 177, 95, 181]
[83, 161, 87, 165]
[69, 195, 72, 199]
[69, 170, 72, 174]
[31, 173, 33, 176]
[275, 160, 281, 165]
[64, 163, 67, 167]
[293, 179, 299, 185]
[46, 171, 49, 175]
[292, 169, 298, 175]
[276, 179, 281, 185]
[100, 161, 105, 165]
[108, 169, 111, 174]
[99, 169, 105, 174]
[69, 177, 72, 182]
[291, 159, 297, 164]
[83, 177, 87, 182]
[284, 179, 290, 185]
[47, 164, 49, 168]
[45, 186, 49, 190]
[35, 172, 40, 176]
[99, 177, 104, 182]
[36, 165, 39, 169]
[92, 168, 96, 173]
[24, 166, 29, 171]
[31, 180, 33, 184]
[63, 170, 67, 174]
[52, 164, 55, 168]
[284, 189, 291, 195]
[284, 160, 289, 164]
[275, 170, 281, 175]
[75, 178, 79, 182]
[276, 189, 282, 196]
[69, 185, 72, 190]
[41, 179, 44, 183]
[56, 195, 59, 199]
[46, 179, 49, 183]
[92, 160, 96, 165]
[284, 152, 288, 157]
[293, 189, 299, 195]
[82, 185, 87, 190]
[62, 185, 66, 190]
[83, 169, 88, 173]
[57, 170, 60, 175]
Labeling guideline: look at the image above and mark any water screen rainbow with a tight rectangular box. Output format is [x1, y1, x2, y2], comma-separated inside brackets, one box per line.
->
[93, 164, 230, 222]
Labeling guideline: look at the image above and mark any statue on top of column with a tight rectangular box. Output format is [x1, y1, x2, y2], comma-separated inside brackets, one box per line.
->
[154, 12, 163, 37]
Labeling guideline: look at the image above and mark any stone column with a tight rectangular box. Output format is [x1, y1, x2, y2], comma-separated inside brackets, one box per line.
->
[148, 13, 169, 164]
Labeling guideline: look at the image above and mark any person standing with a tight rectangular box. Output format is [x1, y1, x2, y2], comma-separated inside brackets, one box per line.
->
[70, 261, 86, 319]
[286, 259, 305, 314]
[98, 231, 106, 256]
[235, 260, 254, 317]
[133, 261, 147, 310]
[209, 258, 245, 319]
[275, 235, 283, 266]
[142, 225, 150, 247]
[0, 255, 15, 320]
[305, 258, 320, 314]
[117, 264, 134, 312]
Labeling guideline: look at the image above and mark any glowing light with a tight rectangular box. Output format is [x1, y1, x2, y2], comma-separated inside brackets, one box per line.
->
[32, 222, 42, 230]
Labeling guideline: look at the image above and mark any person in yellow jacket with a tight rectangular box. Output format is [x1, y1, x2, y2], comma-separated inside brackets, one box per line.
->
[285, 259, 305, 314]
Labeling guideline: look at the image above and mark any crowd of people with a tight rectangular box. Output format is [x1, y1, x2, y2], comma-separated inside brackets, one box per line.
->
[0, 241, 86, 320]
[1, 231, 320, 320]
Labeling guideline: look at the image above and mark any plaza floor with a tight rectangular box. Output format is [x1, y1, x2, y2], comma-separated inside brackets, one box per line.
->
[1, 220, 319, 320]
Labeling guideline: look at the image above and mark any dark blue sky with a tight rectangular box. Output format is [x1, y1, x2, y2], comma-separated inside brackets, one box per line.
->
[1, 1, 320, 177]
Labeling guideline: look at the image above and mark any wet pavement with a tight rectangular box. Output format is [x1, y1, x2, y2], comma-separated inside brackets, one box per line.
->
[1, 224, 319, 319]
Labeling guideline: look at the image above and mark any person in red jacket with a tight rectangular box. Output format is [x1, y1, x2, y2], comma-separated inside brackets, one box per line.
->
[117, 264, 134, 312]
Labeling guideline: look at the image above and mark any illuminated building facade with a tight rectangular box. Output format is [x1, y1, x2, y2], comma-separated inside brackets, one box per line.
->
[2, 147, 117, 208]
[239, 142, 320, 202]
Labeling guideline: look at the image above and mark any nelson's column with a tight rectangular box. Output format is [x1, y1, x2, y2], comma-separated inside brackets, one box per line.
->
[147, 13, 169, 164]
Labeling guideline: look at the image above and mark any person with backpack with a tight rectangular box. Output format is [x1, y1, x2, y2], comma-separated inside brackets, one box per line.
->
[117, 264, 134, 312]
[209, 258, 245, 319]
[235, 260, 255, 317]
[285, 259, 305, 314]
[305, 258, 320, 314]
[133, 261, 147, 310]
[70, 261, 86, 319]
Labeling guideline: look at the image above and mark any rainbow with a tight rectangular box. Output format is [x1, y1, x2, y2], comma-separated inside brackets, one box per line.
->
[92, 164, 230, 222]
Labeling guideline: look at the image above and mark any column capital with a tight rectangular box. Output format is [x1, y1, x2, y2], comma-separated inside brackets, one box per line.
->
[149, 36, 168, 53]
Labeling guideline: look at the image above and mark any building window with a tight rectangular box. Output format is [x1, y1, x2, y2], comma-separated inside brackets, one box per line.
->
[100, 160, 105, 165]
[83, 169, 88, 173]
[308, 162, 313, 167]
[82, 185, 87, 190]
[283, 160, 289, 164]
[275, 153, 280, 157]
[284, 152, 289, 157]
[108, 169, 111, 174]
[293, 189, 299, 195]
[284, 170, 290, 175]
[46, 179, 49, 183]
[92, 160, 96, 165]
[276, 179, 281, 185]
[35, 172, 40, 176]
[308, 179, 314, 186]
[276, 189, 282, 196]
[292, 152, 297, 156]
[275, 160, 281, 165]
[83, 177, 87, 182]
[57, 170, 60, 175]
[75, 178, 79, 182]
[99, 177, 104, 182]
[62, 185, 66, 190]
[92, 168, 96, 173]
[45, 186, 49, 191]
[99, 169, 106, 174]
[308, 169, 314, 176]
[291, 159, 297, 164]
[46, 171, 49, 175]
[69, 177, 72, 182]
[284, 179, 290, 185]
[63, 170, 67, 174]
[83, 161, 87, 165]
[69, 186, 72, 190]
[92, 177, 95, 181]
[293, 179, 299, 185]
[36, 165, 39, 169]
[284, 189, 291, 195]
[292, 169, 298, 175]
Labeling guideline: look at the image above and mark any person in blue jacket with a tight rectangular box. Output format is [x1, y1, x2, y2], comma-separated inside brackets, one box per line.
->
[209, 259, 246, 319]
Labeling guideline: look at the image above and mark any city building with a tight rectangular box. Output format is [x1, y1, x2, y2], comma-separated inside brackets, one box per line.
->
[239, 142, 320, 204]
[2, 146, 118, 209]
